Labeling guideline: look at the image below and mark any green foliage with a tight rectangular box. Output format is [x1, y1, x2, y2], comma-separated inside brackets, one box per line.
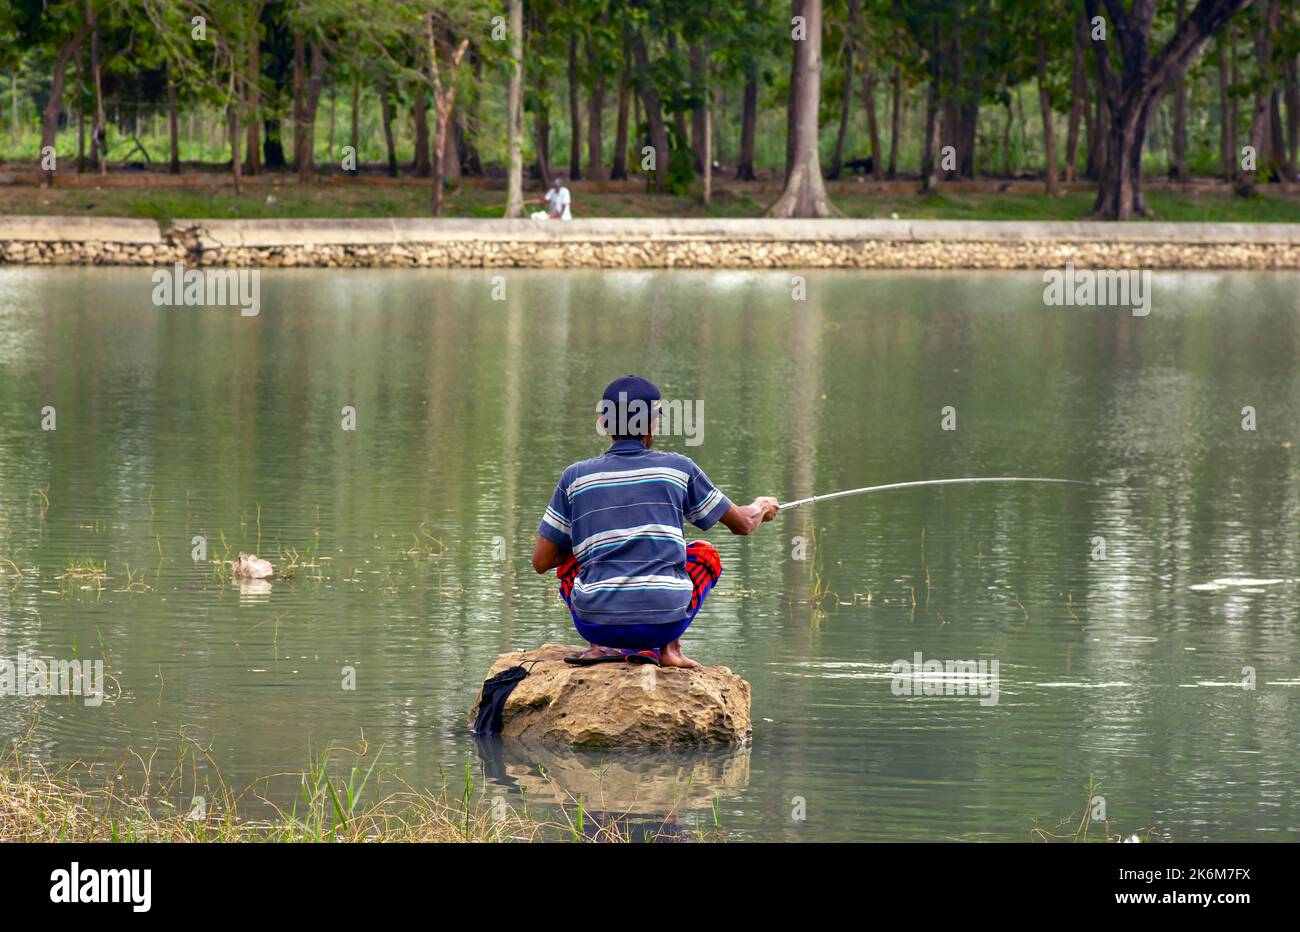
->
[0, 0, 1290, 211]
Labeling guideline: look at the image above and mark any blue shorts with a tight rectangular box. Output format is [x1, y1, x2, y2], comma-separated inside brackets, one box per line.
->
[571, 617, 694, 651]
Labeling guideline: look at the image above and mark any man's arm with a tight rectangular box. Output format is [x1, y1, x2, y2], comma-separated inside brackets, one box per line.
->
[719, 497, 780, 536]
[532, 535, 570, 573]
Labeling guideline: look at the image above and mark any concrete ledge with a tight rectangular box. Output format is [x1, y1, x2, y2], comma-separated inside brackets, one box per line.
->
[189, 217, 1300, 246]
[2, 216, 1299, 269]
[0, 215, 164, 244]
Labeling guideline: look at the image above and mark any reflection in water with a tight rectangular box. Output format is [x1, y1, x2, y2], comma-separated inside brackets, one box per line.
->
[236, 578, 274, 602]
[1, 267, 1298, 840]
[474, 735, 750, 841]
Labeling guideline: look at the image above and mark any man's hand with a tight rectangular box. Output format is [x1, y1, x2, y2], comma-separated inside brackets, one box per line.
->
[720, 496, 781, 536]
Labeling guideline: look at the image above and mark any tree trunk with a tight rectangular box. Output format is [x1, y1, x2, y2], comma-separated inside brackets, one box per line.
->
[729, 8, 757, 175]
[611, 41, 631, 180]
[444, 110, 462, 186]
[567, 32, 582, 179]
[1065, 9, 1087, 182]
[828, 37, 852, 180]
[380, 80, 397, 177]
[296, 42, 325, 182]
[702, 83, 713, 206]
[425, 15, 469, 217]
[630, 29, 671, 193]
[958, 14, 987, 179]
[1036, 22, 1061, 196]
[1238, 0, 1278, 193]
[292, 33, 304, 171]
[167, 60, 180, 174]
[888, 64, 900, 178]
[769, 0, 834, 216]
[1229, 24, 1240, 170]
[40, 26, 87, 186]
[1270, 88, 1290, 179]
[667, 32, 690, 158]
[864, 67, 883, 181]
[89, 3, 106, 175]
[228, 98, 242, 196]
[1216, 34, 1235, 178]
[505, 0, 525, 216]
[1095, 93, 1110, 179]
[690, 42, 708, 172]
[920, 21, 941, 192]
[736, 64, 758, 179]
[937, 11, 962, 181]
[462, 50, 484, 174]
[1285, 53, 1300, 174]
[244, 14, 261, 176]
[1267, 0, 1292, 180]
[921, 84, 940, 189]
[1171, 0, 1188, 180]
[783, 25, 797, 183]
[413, 86, 431, 177]
[585, 30, 606, 180]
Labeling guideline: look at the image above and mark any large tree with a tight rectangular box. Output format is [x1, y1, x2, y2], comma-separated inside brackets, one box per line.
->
[1086, 0, 1254, 220]
[14, 0, 89, 187]
[365, 1, 472, 215]
[769, 0, 834, 216]
[423, 10, 469, 215]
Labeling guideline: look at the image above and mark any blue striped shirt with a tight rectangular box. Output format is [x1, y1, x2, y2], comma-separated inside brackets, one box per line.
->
[539, 439, 731, 628]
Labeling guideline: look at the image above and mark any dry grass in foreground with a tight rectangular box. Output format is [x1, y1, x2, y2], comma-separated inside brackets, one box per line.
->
[0, 727, 708, 843]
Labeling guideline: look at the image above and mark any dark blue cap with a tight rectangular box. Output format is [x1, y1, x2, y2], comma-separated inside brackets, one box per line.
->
[599, 375, 661, 438]
[602, 374, 660, 409]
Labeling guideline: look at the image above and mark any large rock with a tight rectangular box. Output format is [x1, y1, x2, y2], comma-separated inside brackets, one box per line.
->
[468, 644, 752, 748]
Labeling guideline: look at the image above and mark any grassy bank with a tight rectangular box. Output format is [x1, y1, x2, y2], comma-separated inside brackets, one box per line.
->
[4, 173, 1300, 225]
[0, 734, 698, 843]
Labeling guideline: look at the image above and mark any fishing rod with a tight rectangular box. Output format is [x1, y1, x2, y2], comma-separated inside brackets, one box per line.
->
[779, 476, 1091, 511]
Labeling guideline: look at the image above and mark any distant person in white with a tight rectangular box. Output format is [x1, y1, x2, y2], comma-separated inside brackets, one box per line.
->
[530, 175, 572, 221]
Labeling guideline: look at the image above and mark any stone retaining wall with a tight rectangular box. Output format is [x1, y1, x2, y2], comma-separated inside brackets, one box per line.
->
[2, 217, 1298, 269]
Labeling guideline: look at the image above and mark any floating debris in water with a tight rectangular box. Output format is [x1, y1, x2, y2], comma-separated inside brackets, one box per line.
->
[1190, 577, 1287, 592]
[231, 553, 275, 579]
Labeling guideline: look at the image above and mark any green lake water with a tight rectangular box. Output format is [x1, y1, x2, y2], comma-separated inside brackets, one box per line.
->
[1, 266, 1298, 841]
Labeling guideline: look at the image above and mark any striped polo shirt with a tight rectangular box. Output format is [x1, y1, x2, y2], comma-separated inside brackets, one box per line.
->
[538, 439, 732, 628]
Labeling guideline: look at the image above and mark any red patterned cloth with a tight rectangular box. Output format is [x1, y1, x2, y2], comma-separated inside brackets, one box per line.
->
[556, 540, 721, 614]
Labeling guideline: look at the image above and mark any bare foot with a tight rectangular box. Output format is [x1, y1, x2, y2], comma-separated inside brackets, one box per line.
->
[659, 639, 700, 670]
[577, 643, 619, 661]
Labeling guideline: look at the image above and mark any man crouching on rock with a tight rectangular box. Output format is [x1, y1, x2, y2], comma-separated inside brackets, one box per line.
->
[532, 375, 779, 669]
